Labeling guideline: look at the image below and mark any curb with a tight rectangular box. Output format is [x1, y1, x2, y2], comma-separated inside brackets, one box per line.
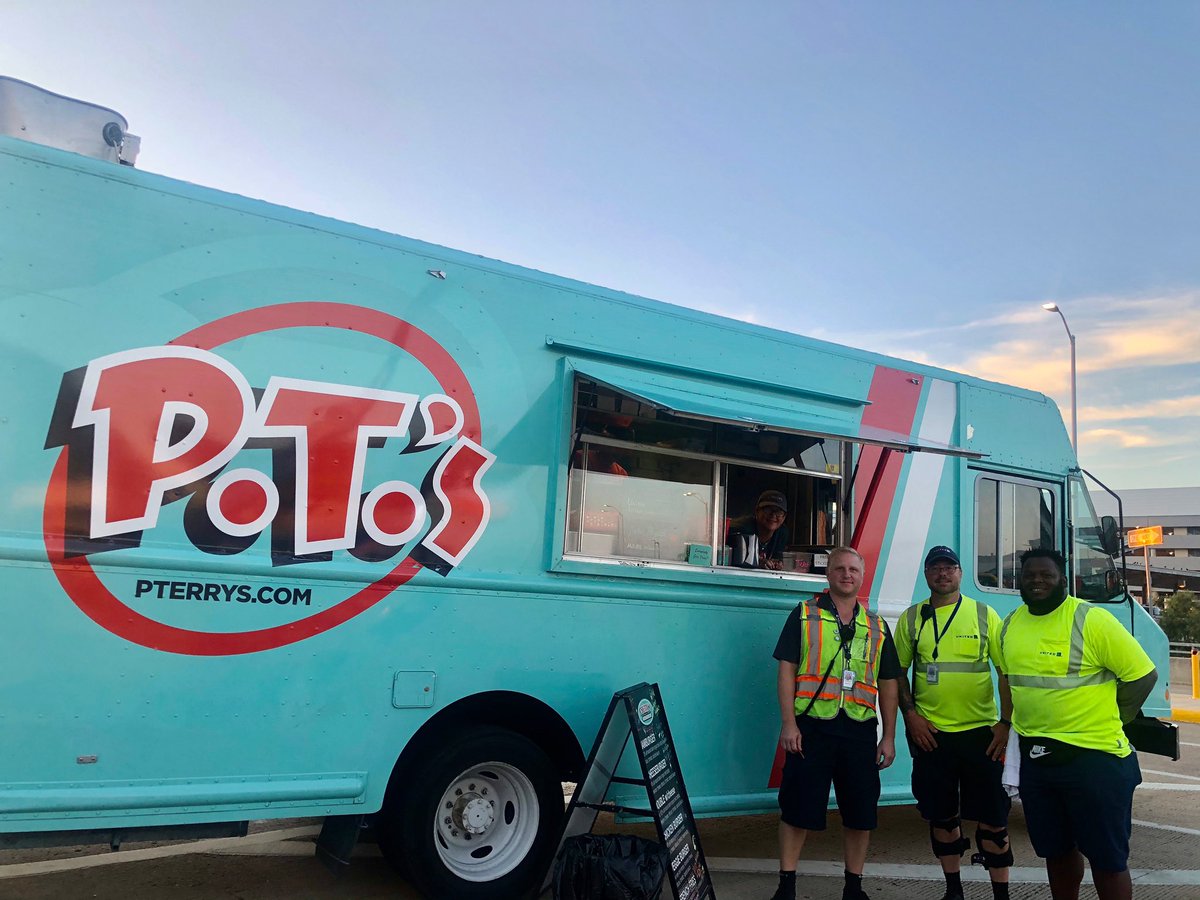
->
[1171, 708, 1200, 724]
[0, 826, 319, 880]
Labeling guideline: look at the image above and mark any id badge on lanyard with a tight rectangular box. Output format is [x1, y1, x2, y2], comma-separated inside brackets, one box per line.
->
[838, 617, 857, 692]
[922, 597, 961, 687]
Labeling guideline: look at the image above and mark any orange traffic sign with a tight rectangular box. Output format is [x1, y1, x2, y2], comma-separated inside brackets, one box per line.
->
[1127, 526, 1163, 548]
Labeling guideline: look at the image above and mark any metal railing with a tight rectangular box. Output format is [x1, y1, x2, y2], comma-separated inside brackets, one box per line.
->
[1169, 642, 1199, 659]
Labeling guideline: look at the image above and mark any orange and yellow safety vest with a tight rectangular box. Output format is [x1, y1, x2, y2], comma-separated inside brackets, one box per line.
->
[794, 596, 886, 722]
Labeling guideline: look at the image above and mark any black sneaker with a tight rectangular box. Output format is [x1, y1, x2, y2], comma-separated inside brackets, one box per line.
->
[939, 889, 965, 900]
[841, 887, 871, 900]
[769, 884, 796, 900]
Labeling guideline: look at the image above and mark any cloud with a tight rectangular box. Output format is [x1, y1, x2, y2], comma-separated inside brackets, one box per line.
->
[1081, 395, 1200, 422]
[851, 308, 1046, 348]
[863, 289, 1200, 395]
[850, 289, 1200, 486]
[1079, 428, 1157, 448]
[1087, 321, 1200, 372]
[1078, 427, 1192, 450]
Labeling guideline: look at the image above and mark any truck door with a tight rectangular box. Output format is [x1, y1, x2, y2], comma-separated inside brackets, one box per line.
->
[1066, 473, 1129, 620]
[972, 472, 1062, 597]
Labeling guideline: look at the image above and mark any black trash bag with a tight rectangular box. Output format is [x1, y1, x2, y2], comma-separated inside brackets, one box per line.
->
[553, 833, 668, 900]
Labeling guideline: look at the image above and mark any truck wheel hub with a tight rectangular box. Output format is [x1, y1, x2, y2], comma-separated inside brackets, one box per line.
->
[453, 794, 495, 834]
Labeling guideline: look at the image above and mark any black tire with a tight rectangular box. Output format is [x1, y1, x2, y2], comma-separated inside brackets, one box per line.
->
[378, 726, 564, 900]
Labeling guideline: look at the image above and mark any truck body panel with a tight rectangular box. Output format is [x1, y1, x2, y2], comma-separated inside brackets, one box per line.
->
[0, 133, 1171, 893]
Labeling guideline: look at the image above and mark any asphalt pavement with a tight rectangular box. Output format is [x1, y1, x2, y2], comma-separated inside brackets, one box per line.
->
[598, 719, 1200, 899]
[1, 718, 1197, 900]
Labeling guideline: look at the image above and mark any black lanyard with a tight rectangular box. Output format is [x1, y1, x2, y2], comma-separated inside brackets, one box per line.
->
[916, 595, 962, 661]
[835, 608, 857, 664]
[796, 605, 857, 719]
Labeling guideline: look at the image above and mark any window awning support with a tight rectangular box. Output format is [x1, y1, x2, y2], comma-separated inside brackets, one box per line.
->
[850, 448, 893, 551]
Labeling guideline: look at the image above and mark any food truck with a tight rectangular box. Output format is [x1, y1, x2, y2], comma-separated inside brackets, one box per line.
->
[0, 78, 1175, 898]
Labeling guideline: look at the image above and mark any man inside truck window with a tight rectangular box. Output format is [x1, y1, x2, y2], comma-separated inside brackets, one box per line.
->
[1000, 548, 1157, 900]
[727, 490, 789, 570]
[771, 546, 900, 900]
[896, 546, 1014, 900]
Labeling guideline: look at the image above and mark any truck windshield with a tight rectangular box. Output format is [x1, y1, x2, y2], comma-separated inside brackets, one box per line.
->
[1069, 475, 1122, 602]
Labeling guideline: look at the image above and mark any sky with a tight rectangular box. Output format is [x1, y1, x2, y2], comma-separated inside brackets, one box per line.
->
[5, 2, 1199, 490]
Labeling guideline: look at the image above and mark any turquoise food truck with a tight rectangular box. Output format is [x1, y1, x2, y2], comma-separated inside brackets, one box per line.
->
[0, 79, 1175, 898]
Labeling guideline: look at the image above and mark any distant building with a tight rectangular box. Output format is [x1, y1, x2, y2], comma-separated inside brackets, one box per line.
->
[1092, 486, 1200, 605]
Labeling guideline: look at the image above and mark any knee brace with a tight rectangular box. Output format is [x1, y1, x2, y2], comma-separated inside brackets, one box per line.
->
[970, 826, 1013, 869]
[929, 818, 970, 858]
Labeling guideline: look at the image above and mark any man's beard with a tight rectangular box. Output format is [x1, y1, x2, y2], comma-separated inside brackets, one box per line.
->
[1019, 579, 1068, 614]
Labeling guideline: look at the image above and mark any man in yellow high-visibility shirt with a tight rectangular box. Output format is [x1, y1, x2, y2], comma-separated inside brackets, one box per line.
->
[770, 546, 900, 900]
[896, 546, 1013, 900]
[1001, 548, 1157, 900]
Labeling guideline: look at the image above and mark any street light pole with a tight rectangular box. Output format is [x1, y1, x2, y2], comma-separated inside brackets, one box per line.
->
[1042, 302, 1078, 453]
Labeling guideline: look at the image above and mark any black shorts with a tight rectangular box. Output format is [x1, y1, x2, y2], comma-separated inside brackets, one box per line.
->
[1019, 745, 1141, 872]
[778, 715, 880, 831]
[909, 726, 1010, 827]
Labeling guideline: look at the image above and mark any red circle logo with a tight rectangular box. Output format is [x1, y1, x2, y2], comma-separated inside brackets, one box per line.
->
[44, 302, 483, 655]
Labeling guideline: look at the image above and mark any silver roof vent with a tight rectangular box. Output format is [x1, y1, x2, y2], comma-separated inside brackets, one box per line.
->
[0, 76, 140, 166]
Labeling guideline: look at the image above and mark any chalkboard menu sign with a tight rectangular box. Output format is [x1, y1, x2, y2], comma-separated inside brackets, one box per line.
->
[551, 682, 715, 900]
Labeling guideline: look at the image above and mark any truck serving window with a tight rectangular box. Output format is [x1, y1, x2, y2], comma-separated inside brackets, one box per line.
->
[566, 378, 843, 575]
[975, 475, 1057, 591]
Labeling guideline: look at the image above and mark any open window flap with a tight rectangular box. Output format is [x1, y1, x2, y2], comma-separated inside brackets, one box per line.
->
[572, 360, 984, 459]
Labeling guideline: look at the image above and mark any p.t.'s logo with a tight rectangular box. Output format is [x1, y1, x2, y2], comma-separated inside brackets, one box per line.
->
[43, 302, 494, 655]
[637, 698, 655, 726]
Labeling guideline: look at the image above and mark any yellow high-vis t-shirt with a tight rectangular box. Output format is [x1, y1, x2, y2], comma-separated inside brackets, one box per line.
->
[999, 595, 1155, 757]
[896, 594, 1004, 732]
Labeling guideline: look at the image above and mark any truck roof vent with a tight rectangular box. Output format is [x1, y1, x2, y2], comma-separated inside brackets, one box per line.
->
[0, 76, 140, 166]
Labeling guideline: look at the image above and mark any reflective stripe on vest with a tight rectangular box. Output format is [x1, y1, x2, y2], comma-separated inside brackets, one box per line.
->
[975, 599, 988, 662]
[940, 599, 990, 673]
[795, 602, 838, 701]
[932, 660, 991, 673]
[803, 604, 824, 677]
[1004, 602, 1110, 689]
[1007, 670, 1116, 689]
[848, 613, 885, 709]
[1068, 600, 1087, 674]
[1000, 607, 1016, 647]
[907, 595, 989, 670]
[794, 600, 885, 715]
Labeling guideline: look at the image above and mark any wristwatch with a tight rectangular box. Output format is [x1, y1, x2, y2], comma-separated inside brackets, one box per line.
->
[997, 717, 1011, 727]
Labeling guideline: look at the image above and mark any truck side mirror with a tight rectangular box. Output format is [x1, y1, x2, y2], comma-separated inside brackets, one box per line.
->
[1100, 516, 1120, 556]
[1105, 568, 1122, 597]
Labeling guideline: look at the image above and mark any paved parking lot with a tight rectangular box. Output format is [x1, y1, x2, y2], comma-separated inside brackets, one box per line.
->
[608, 720, 1200, 899]
[2, 720, 1197, 900]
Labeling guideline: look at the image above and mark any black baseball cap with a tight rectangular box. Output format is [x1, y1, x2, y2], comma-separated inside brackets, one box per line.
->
[756, 490, 787, 512]
[924, 545, 960, 567]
